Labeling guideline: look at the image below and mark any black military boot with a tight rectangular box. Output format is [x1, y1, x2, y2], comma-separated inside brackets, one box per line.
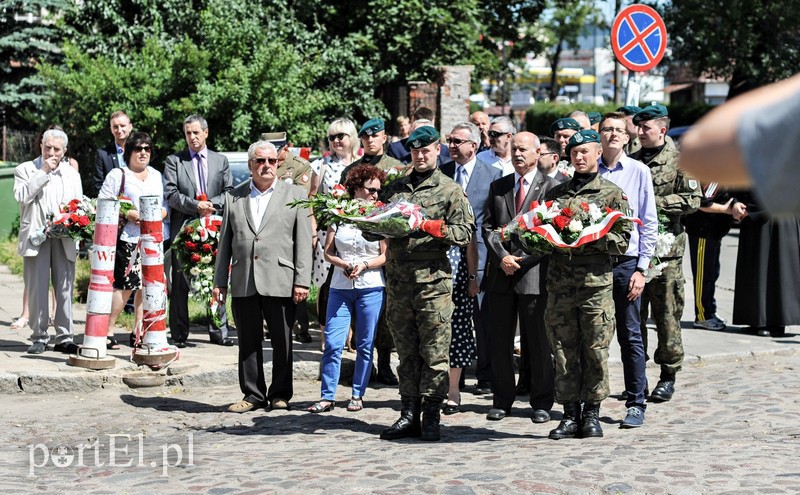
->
[581, 402, 603, 438]
[380, 396, 421, 440]
[420, 397, 443, 441]
[548, 402, 581, 440]
[649, 368, 676, 402]
[376, 349, 399, 385]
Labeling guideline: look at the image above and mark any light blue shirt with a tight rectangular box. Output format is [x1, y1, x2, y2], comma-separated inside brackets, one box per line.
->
[599, 153, 658, 270]
[116, 145, 127, 169]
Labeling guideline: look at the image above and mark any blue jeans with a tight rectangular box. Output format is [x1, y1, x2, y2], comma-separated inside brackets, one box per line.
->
[321, 287, 384, 400]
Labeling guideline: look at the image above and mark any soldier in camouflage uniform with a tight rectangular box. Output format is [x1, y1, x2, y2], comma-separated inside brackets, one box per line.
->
[340, 118, 407, 386]
[376, 126, 474, 442]
[630, 105, 701, 402]
[617, 105, 642, 156]
[544, 130, 632, 440]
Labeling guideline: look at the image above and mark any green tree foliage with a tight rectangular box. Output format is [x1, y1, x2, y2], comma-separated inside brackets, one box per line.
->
[39, 0, 387, 163]
[663, 0, 800, 96]
[0, 0, 69, 127]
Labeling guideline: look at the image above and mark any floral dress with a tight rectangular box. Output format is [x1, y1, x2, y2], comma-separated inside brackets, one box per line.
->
[309, 154, 349, 287]
[447, 246, 476, 368]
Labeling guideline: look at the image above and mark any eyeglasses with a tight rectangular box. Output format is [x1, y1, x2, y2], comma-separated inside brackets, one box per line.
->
[488, 130, 509, 139]
[328, 133, 348, 141]
[600, 127, 626, 135]
[254, 157, 278, 165]
[132, 145, 151, 152]
[447, 137, 471, 146]
[363, 186, 382, 194]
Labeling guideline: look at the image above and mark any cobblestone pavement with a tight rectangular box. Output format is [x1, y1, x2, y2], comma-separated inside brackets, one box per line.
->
[1, 351, 799, 494]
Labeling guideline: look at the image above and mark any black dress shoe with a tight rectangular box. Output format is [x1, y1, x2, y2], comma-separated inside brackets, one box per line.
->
[294, 332, 312, 344]
[442, 402, 460, 415]
[486, 408, 509, 421]
[649, 379, 675, 402]
[54, 342, 79, 354]
[211, 338, 235, 346]
[474, 380, 492, 395]
[531, 409, 551, 423]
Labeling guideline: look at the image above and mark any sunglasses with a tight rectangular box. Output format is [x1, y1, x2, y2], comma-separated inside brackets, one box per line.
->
[132, 145, 151, 152]
[447, 137, 471, 146]
[363, 186, 382, 194]
[254, 157, 278, 165]
[328, 133, 348, 141]
[488, 130, 509, 139]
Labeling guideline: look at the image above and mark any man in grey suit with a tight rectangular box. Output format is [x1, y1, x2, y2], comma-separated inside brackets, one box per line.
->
[164, 115, 233, 347]
[482, 131, 558, 423]
[439, 122, 501, 395]
[212, 140, 312, 413]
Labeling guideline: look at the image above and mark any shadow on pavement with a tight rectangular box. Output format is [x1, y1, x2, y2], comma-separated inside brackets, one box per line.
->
[119, 394, 228, 413]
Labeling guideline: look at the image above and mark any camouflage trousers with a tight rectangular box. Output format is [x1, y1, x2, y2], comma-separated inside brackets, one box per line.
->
[545, 279, 616, 404]
[385, 277, 453, 400]
[640, 258, 685, 373]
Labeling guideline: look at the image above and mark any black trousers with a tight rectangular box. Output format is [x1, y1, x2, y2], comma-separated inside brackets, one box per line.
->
[232, 294, 295, 405]
[688, 234, 723, 321]
[486, 291, 554, 412]
[169, 250, 229, 342]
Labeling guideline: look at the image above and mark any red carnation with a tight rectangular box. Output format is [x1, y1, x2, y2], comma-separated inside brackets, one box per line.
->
[68, 199, 80, 210]
[190, 253, 202, 263]
[517, 217, 526, 229]
[78, 215, 91, 227]
[553, 215, 571, 231]
[560, 207, 574, 217]
[545, 200, 554, 208]
[532, 216, 543, 226]
[213, 249, 218, 257]
[202, 243, 213, 252]
[529, 200, 540, 211]
[580, 202, 590, 212]
[70, 213, 80, 223]
[196, 193, 208, 201]
[184, 241, 198, 251]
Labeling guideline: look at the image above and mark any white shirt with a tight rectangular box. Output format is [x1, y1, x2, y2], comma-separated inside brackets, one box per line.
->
[514, 169, 538, 199]
[329, 224, 385, 290]
[477, 149, 514, 176]
[249, 182, 274, 227]
[99, 166, 164, 243]
[454, 156, 477, 191]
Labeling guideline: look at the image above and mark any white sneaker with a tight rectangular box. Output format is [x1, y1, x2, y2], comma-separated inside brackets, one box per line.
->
[711, 315, 727, 326]
[693, 318, 725, 330]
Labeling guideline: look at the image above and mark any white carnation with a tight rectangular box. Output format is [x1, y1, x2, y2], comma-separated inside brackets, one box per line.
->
[568, 219, 583, 233]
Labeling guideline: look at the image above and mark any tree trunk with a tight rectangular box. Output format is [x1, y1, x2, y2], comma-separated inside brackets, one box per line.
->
[548, 40, 563, 101]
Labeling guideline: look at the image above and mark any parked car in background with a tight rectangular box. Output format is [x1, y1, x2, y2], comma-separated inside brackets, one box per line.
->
[221, 147, 316, 187]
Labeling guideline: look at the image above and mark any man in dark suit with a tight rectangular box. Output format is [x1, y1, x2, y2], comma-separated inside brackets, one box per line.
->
[212, 140, 312, 413]
[439, 122, 501, 396]
[93, 110, 132, 195]
[164, 114, 234, 347]
[482, 131, 558, 423]
[387, 107, 451, 165]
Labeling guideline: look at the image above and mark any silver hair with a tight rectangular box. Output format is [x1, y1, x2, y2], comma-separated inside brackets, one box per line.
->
[490, 116, 516, 135]
[183, 114, 208, 130]
[41, 129, 68, 149]
[247, 140, 277, 160]
[450, 122, 481, 144]
[411, 118, 434, 131]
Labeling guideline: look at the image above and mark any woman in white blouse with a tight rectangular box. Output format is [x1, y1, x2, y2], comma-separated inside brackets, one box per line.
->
[308, 118, 361, 341]
[98, 132, 165, 349]
[308, 164, 387, 413]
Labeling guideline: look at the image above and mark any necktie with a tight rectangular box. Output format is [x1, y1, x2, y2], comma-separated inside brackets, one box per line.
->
[515, 176, 526, 214]
[196, 153, 206, 195]
[456, 165, 468, 190]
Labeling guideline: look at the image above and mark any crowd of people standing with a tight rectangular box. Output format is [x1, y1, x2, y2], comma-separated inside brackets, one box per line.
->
[11, 101, 799, 442]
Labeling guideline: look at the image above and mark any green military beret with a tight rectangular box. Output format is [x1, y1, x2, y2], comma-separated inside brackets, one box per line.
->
[633, 104, 669, 125]
[565, 129, 601, 154]
[550, 118, 581, 136]
[358, 118, 385, 137]
[616, 105, 642, 116]
[405, 126, 440, 150]
[588, 112, 602, 125]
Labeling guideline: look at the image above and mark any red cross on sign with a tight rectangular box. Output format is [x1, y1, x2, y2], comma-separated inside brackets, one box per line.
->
[611, 4, 668, 72]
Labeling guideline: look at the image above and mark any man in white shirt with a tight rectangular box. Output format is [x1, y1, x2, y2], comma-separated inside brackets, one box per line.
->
[476, 116, 516, 176]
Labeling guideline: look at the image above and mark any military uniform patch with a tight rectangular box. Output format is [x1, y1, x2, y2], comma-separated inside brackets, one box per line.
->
[688, 179, 698, 190]
[574, 133, 584, 143]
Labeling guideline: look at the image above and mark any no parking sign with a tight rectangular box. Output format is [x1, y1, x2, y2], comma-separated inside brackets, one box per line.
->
[611, 4, 667, 72]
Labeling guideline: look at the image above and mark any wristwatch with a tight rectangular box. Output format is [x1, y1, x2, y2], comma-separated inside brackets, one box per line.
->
[467, 273, 477, 281]
[635, 267, 648, 276]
